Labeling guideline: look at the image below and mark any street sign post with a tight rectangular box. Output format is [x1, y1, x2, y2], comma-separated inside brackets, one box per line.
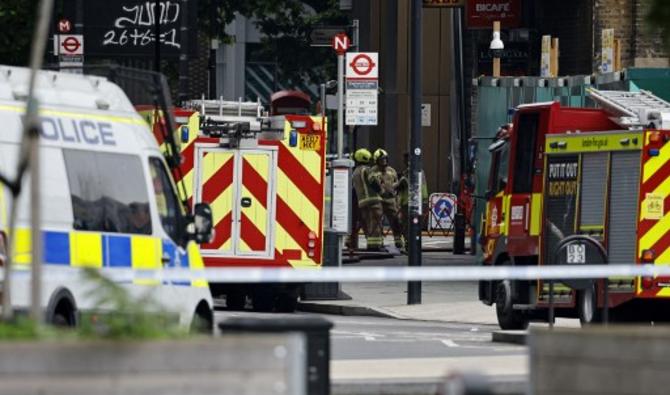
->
[331, 34, 354, 275]
[311, 26, 348, 47]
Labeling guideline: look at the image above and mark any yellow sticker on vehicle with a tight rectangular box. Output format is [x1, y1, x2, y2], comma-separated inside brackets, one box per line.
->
[644, 193, 664, 220]
[299, 134, 321, 151]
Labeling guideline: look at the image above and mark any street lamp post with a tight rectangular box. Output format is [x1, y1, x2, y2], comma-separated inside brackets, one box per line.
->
[407, 0, 423, 305]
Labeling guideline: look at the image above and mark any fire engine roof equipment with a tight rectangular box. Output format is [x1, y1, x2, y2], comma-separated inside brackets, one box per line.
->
[588, 88, 670, 130]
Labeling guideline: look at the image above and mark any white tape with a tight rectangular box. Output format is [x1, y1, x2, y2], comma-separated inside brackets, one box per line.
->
[1, 264, 669, 283]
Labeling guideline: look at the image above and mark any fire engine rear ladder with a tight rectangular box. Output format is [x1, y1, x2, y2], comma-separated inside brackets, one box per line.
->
[587, 88, 670, 129]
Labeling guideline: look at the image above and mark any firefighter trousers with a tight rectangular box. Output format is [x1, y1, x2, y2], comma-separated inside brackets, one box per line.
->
[382, 200, 403, 248]
[361, 202, 384, 250]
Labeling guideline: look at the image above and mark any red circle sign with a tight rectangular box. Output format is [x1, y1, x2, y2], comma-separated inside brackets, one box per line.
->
[332, 33, 350, 55]
[58, 19, 72, 33]
[349, 54, 376, 76]
[61, 37, 81, 54]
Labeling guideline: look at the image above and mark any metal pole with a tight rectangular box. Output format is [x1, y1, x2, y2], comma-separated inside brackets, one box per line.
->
[453, 7, 466, 255]
[26, 0, 55, 323]
[407, 0, 422, 305]
[29, 127, 41, 323]
[320, 83, 326, 120]
[603, 278, 609, 325]
[337, 54, 344, 159]
[548, 280, 555, 329]
[154, 0, 161, 73]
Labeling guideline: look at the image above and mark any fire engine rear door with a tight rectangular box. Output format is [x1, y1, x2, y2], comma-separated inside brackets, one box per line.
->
[236, 150, 276, 257]
[196, 149, 236, 255]
[195, 147, 277, 258]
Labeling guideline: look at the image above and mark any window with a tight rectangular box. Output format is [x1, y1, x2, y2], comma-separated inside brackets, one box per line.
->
[64, 150, 151, 234]
[495, 143, 510, 193]
[149, 157, 185, 243]
[512, 113, 539, 193]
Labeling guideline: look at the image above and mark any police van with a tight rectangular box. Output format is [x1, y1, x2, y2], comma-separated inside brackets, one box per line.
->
[0, 66, 214, 330]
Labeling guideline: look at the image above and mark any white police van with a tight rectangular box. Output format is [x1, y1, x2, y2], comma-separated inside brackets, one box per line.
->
[0, 66, 214, 330]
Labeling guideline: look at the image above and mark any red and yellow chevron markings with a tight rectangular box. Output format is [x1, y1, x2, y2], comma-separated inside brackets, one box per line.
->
[200, 151, 234, 252]
[638, 131, 670, 297]
[169, 111, 326, 269]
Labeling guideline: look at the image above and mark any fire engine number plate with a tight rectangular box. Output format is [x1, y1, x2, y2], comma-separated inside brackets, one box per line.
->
[566, 243, 586, 264]
[299, 134, 321, 151]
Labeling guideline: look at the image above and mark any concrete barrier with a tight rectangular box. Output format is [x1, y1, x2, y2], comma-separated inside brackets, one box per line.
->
[0, 334, 305, 395]
[530, 326, 670, 395]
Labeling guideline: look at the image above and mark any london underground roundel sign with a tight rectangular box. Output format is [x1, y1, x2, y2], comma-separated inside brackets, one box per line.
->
[345, 52, 379, 79]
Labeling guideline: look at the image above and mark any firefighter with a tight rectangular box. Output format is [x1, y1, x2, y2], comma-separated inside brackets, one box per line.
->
[397, 152, 429, 248]
[352, 148, 384, 251]
[370, 148, 403, 249]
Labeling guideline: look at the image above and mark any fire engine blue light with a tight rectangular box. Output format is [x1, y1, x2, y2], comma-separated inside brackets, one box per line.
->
[181, 126, 189, 143]
[289, 129, 298, 147]
[649, 148, 660, 157]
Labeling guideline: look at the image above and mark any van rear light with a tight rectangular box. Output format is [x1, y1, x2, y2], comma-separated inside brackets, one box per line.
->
[642, 276, 654, 289]
[650, 132, 662, 143]
[307, 231, 317, 258]
[641, 249, 656, 263]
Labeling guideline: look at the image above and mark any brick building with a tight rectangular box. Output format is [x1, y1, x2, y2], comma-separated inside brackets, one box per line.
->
[345, 0, 668, 195]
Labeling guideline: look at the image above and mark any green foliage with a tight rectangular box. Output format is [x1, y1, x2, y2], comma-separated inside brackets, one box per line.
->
[646, 0, 670, 51]
[76, 269, 188, 340]
[0, 317, 62, 340]
[0, 269, 188, 341]
[0, 0, 37, 66]
[203, 0, 347, 89]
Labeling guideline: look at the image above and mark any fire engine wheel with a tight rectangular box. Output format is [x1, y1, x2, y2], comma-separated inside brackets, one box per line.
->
[276, 293, 299, 313]
[252, 289, 276, 313]
[578, 284, 602, 325]
[226, 293, 247, 310]
[495, 279, 529, 330]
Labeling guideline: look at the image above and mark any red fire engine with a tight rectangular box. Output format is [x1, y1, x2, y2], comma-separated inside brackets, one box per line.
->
[155, 92, 327, 312]
[479, 89, 670, 328]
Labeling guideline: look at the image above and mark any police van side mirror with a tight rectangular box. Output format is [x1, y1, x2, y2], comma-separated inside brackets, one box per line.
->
[192, 202, 214, 244]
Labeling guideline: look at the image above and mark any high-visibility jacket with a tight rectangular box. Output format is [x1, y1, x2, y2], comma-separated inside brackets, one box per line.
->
[370, 164, 399, 204]
[353, 165, 382, 207]
[398, 169, 428, 206]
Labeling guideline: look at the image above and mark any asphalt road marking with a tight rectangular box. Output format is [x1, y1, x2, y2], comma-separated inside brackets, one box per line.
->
[441, 339, 459, 348]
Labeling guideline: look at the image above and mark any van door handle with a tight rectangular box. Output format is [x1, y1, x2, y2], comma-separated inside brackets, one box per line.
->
[161, 253, 171, 266]
[240, 197, 252, 207]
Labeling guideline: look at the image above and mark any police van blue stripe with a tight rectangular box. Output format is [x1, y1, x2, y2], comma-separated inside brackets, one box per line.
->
[44, 231, 70, 265]
[105, 235, 132, 267]
[162, 239, 176, 267]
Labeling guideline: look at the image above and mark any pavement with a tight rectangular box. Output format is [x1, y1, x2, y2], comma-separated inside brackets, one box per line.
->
[300, 235, 498, 325]
[299, 234, 581, 330]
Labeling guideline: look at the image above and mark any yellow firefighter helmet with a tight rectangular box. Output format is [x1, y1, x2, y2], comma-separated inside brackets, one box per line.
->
[373, 148, 388, 162]
[354, 148, 372, 164]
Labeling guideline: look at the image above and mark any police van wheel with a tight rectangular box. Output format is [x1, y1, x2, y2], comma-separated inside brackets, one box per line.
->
[46, 289, 77, 328]
[495, 279, 529, 330]
[191, 301, 214, 334]
[578, 284, 602, 325]
[51, 313, 69, 327]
